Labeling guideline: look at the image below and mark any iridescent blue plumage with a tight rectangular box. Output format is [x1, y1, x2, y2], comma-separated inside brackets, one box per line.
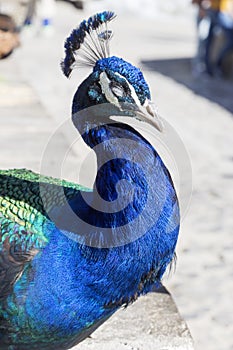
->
[0, 11, 180, 350]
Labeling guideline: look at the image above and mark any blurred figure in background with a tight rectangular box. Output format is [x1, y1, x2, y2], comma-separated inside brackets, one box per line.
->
[39, 0, 56, 34]
[216, 0, 233, 76]
[0, 0, 36, 30]
[0, 0, 56, 59]
[0, 0, 33, 59]
[0, 13, 19, 59]
[24, 0, 37, 26]
[24, 0, 56, 36]
[192, 0, 220, 76]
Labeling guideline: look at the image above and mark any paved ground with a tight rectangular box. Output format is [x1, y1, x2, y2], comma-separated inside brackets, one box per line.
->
[0, 1, 233, 349]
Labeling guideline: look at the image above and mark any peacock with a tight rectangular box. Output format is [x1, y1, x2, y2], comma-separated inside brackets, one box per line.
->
[0, 11, 180, 350]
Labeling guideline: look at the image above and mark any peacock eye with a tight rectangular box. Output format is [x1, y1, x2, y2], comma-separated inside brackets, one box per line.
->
[109, 81, 124, 98]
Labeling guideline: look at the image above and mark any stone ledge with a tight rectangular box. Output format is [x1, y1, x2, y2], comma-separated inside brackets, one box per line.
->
[74, 287, 194, 350]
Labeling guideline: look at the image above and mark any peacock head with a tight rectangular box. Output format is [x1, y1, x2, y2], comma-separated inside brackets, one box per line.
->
[61, 11, 162, 132]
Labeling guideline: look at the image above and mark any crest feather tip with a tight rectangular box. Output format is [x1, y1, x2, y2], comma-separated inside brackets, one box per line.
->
[61, 11, 116, 78]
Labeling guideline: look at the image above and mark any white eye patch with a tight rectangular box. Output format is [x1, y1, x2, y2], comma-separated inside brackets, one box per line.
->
[114, 72, 142, 107]
[99, 71, 142, 110]
[99, 72, 121, 108]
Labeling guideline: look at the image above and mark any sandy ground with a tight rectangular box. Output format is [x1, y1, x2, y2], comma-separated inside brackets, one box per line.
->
[0, 1, 233, 349]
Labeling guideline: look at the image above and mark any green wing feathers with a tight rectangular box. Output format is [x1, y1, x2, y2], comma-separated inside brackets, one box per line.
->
[0, 168, 91, 214]
[0, 168, 91, 299]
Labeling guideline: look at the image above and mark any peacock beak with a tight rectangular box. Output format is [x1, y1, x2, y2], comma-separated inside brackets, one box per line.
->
[134, 100, 163, 132]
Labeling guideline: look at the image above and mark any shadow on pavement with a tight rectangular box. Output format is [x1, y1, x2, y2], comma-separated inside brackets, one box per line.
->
[141, 57, 233, 114]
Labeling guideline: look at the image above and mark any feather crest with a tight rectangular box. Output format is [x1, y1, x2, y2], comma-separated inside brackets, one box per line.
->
[61, 11, 116, 78]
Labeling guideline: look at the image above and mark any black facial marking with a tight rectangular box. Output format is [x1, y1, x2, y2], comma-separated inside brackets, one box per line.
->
[109, 78, 131, 100]
[109, 81, 124, 97]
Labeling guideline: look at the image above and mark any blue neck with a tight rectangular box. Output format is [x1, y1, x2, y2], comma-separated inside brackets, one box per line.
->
[91, 123, 149, 228]
[53, 106, 177, 249]
[21, 118, 179, 341]
[89, 122, 152, 208]
[66, 120, 170, 247]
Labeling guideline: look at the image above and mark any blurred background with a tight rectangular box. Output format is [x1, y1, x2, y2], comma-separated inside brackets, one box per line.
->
[0, 1, 233, 350]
